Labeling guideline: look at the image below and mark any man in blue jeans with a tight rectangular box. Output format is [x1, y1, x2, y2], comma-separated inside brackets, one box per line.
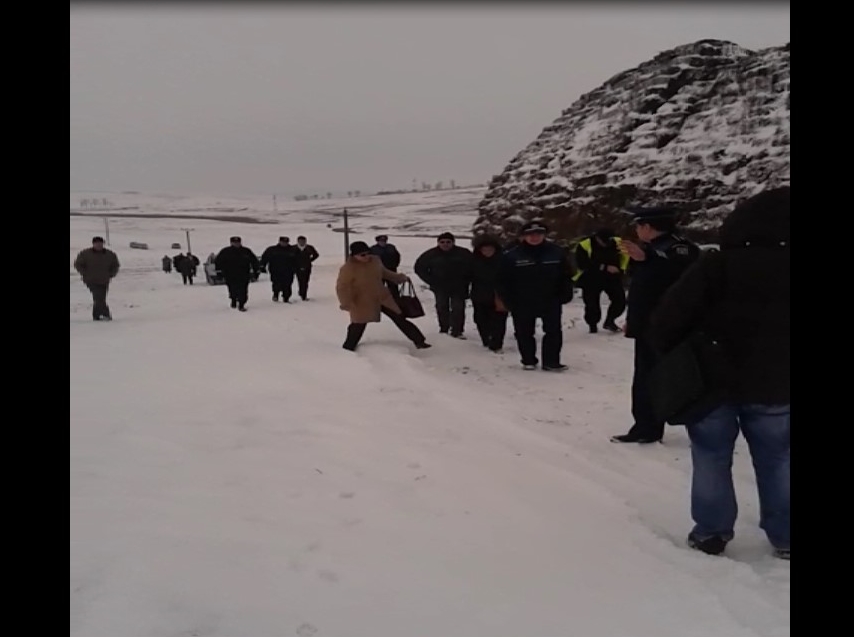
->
[648, 186, 790, 559]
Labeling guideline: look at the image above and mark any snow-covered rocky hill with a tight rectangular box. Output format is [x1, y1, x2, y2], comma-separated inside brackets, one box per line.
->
[473, 39, 790, 243]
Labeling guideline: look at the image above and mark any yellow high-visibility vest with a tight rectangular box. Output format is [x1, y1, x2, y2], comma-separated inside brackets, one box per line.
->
[572, 237, 629, 280]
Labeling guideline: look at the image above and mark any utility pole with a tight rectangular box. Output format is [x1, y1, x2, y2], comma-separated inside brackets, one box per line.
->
[103, 217, 111, 246]
[181, 228, 194, 254]
[272, 194, 277, 212]
[343, 208, 350, 262]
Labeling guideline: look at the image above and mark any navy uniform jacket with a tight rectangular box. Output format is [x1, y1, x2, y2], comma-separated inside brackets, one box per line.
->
[496, 241, 574, 312]
[624, 233, 700, 339]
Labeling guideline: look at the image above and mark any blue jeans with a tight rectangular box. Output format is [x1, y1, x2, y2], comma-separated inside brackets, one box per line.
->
[686, 404, 790, 550]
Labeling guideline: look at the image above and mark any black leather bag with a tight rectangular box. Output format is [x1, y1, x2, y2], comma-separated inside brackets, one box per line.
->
[396, 281, 425, 319]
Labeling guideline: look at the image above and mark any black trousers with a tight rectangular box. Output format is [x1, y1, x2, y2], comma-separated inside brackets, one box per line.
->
[343, 307, 426, 349]
[271, 271, 295, 300]
[627, 337, 665, 441]
[511, 304, 563, 366]
[296, 268, 312, 299]
[433, 290, 466, 335]
[86, 283, 110, 319]
[581, 276, 626, 326]
[181, 273, 194, 285]
[226, 278, 250, 305]
[472, 301, 508, 350]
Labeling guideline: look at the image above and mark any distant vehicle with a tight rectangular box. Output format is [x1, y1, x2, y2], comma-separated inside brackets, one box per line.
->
[129, 241, 149, 250]
[171, 242, 181, 249]
[203, 262, 225, 285]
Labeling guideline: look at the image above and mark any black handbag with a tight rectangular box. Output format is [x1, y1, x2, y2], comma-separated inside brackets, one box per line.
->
[649, 330, 728, 426]
[396, 281, 425, 319]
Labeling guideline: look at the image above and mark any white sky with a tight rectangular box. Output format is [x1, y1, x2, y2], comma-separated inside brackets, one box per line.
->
[70, 2, 790, 197]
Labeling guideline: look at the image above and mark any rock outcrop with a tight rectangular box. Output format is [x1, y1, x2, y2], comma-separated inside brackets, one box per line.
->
[473, 39, 790, 243]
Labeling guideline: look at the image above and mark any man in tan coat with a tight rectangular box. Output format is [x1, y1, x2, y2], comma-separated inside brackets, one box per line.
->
[74, 236, 120, 321]
[336, 241, 431, 351]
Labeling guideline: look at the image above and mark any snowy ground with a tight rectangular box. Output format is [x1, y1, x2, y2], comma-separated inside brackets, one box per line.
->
[70, 192, 789, 637]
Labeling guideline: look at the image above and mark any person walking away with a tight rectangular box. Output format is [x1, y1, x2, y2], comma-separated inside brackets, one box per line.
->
[74, 236, 120, 321]
[178, 252, 199, 285]
[295, 236, 320, 300]
[215, 236, 260, 311]
[413, 232, 473, 338]
[336, 241, 431, 352]
[610, 207, 700, 444]
[573, 228, 629, 333]
[370, 234, 402, 300]
[172, 252, 186, 275]
[260, 237, 299, 302]
[161, 255, 172, 274]
[470, 234, 509, 352]
[496, 221, 574, 371]
[647, 187, 790, 559]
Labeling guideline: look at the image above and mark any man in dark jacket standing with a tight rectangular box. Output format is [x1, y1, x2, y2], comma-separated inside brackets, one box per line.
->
[647, 187, 790, 559]
[215, 236, 260, 311]
[470, 234, 508, 352]
[294, 236, 320, 300]
[370, 235, 402, 300]
[610, 207, 700, 444]
[74, 236, 120, 321]
[496, 221, 574, 370]
[260, 236, 299, 302]
[414, 232, 473, 338]
[573, 228, 629, 333]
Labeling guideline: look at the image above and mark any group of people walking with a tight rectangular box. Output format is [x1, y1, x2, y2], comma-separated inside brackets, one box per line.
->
[331, 190, 790, 561]
[73, 188, 789, 561]
[209, 235, 320, 310]
[163, 252, 201, 285]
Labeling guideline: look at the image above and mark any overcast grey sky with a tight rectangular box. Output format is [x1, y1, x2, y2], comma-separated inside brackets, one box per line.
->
[70, 2, 789, 197]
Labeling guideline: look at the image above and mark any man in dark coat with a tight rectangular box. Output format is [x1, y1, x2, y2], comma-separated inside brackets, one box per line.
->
[573, 228, 629, 333]
[178, 252, 200, 285]
[161, 255, 172, 273]
[370, 234, 402, 300]
[610, 207, 700, 444]
[260, 237, 299, 302]
[215, 236, 260, 311]
[470, 234, 508, 352]
[294, 235, 320, 300]
[414, 232, 474, 338]
[647, 187, 790, 558]
[496, 221, 574, 371]
[74, 236, 120, 321]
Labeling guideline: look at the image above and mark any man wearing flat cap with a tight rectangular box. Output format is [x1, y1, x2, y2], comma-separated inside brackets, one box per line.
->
[260, 236, 300, 303]
[611, 206, 700, 444]
[215, 236, 260, 311]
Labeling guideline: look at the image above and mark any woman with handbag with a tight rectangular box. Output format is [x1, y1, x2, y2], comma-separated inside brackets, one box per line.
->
[336, 241, 432, 352]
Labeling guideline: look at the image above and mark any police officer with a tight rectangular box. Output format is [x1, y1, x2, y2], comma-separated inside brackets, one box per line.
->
[370, 234, 402, 300]
[611, 207, 700, 444]
[496, 221, 574, 371]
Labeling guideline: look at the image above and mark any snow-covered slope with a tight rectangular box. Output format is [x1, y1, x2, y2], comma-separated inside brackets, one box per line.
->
[70, 204, 789, 636]
[473, 39, 790, 242]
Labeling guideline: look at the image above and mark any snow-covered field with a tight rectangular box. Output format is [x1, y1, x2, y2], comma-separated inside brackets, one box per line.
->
[70, 191, 789, 637]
